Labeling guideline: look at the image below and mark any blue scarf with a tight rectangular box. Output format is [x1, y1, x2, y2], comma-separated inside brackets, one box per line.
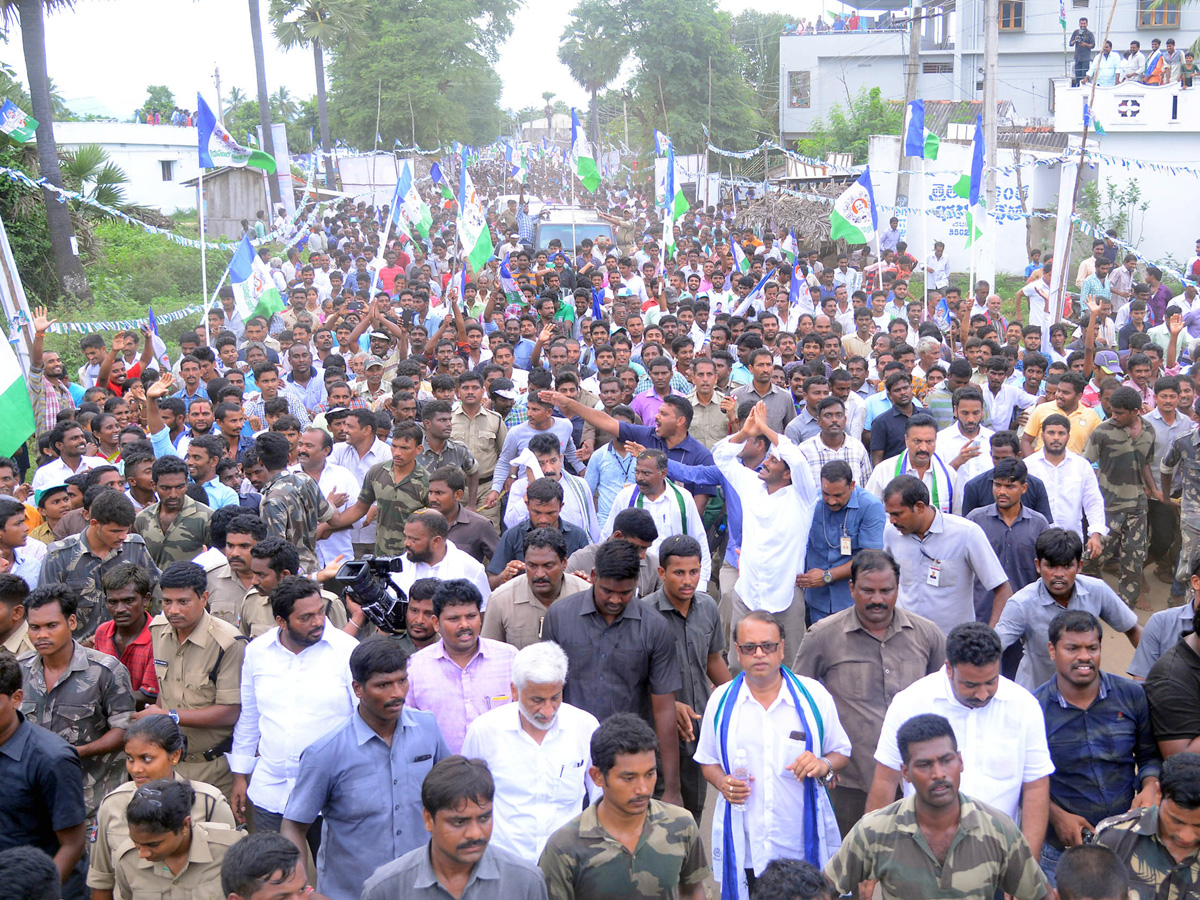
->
[715, 667, 824, 900]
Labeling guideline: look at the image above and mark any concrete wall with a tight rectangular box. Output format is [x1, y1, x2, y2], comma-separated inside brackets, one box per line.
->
[780, 0, 1196, 138]
[53, 122, 199, 213]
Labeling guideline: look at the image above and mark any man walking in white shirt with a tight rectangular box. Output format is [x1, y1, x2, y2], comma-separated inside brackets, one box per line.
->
[603, 450, 710, 586]
[296, 428, 358, 569]
[1022, 414, 1106, 558]
[461, 642, 599, 863]
[713, 402, 818, 669]
[866, 622, 1054, 860]
[230, 575, 358, 840]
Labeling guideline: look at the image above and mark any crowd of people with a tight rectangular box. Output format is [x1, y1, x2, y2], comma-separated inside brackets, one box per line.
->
[1071, 19, 1196, 88]
[3, 156, 1200, 900]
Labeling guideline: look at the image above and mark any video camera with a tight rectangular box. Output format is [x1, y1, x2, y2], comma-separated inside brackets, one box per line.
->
[333, 555, 407, 633]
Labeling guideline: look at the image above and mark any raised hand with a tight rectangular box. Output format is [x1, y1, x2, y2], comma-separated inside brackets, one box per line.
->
[31, 306, 55, 334]
[146, 371, 174, 401]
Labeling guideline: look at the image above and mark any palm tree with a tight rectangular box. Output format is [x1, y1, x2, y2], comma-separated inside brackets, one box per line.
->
[270, 86, 298, 122]
[248, 0, 282, 206]
[0, 0, 92, 302]
[270, 0, 367, 188]
[226, 86, 248, 109]
[558, 21, 624, 146]
[59, 143, 130, 212]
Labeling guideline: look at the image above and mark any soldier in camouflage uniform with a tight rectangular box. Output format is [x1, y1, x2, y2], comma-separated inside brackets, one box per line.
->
[1096, 752, 1200, 900]
[19, 584, 136, 819]
[825, 714, 1051, 900]
[255, 432, 331, 574]
[418, 400, 480, 502]
[134, 456, 212, 567]
[329, 420, 430, 556]
[1083, 386, 1158, 608]
[1161, 428, 1200, 603]
[40, 490, 162, 642]
[538, 713, 711, 900]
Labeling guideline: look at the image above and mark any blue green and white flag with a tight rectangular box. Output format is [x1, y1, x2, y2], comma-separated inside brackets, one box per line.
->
[829, 167, 879, 244]
[457, 148, 494, 272]
[903, 99, 940, 160]
[571, 109, 600, 192]
[196, 94, 276, 173]
[229, 235, 284, 323]
[0, 321, 34, 455]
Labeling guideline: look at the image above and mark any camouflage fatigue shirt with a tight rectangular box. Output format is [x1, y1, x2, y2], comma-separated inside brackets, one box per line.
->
[1084, 417, 1157, 515]
[538, 799, 710, 900]
[39, 531, 163, 641]
[1162, 429, 1200, 531]
[134, 496, 213, 567]
[259, 469, 332, 574]
[358, 461, 430, 556]
[19, 641, 136, 817]
[417, 438, 478, 479]
[824, 793, 1050, 900]
[1096, 805, 1200, 900]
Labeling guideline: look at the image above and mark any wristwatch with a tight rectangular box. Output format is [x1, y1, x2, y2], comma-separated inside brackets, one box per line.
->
[167, 709, 180, 725]
[822, 570, 833, 585]
[817, 756, 836, 787]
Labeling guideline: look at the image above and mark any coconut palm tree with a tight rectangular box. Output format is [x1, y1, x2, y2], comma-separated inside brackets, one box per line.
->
[248, 0, 282, 206]
[270, 86, 298, 122]
[226, 86, 248, 109]
[558, 20, 624, 146]
[270, 0, 367, 188]
[0, 0, 92, 302]
[59, 143, 130, 213]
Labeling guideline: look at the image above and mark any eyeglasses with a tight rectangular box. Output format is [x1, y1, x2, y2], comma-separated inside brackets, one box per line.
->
[736, 641, 780, 656]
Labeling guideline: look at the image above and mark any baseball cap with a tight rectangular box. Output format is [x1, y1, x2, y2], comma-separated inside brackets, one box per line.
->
[369, 331, 390, 342]
[1094, 350, 1122, 375]
[489, 378, 518, 401]
[364, 355, 385, 370]
[35, 481, 68, 507]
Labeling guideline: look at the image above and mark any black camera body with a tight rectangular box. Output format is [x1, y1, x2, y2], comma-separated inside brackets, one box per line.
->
[334, 555, 408, 633]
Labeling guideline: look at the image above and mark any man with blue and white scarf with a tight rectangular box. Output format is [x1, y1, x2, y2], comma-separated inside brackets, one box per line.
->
[694, 609, 851, 900]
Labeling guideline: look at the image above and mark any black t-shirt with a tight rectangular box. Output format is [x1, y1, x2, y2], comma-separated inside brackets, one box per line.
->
[1071, 29, 1095, 58]
[0, 715, 86, 860]
[1144, 637, 1200, 742]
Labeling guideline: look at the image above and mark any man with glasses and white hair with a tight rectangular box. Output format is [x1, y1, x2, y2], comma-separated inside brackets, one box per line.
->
[461, 641, 600, 863]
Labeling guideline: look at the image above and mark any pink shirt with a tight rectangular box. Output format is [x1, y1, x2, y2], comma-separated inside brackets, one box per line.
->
[405, 637, 518, 753]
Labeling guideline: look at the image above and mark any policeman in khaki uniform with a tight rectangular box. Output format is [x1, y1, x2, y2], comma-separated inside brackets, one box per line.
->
[143, 562, 247, 801]
[237, 536, 348, 639]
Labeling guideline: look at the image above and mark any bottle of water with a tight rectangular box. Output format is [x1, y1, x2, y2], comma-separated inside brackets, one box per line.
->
[731, 749, 749, 810]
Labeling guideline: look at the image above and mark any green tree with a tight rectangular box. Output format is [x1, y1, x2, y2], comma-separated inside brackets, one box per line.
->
[59, 143, 130, 213]
[270, 85, 299, 122]
[326, 0, 517, 148]
[795, 86, 902, 164]
[224, 86, 248, 111]
[0, 0, 92, 302]
[561, 0, 764, 154]
[558, 20, 622, 146]
[731, 10, 788, 134]
[270, 0, 368, 187]
[143, 84, 175, 117]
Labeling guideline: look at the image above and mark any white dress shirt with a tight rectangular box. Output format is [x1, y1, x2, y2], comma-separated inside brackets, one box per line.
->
[832, 267, 862, 295]
[391, 541, 492, 610]
[1023, 448, 1108, 539]
[460, 702, 601, 863]
[330, 438, 390, 547]
[936, 423, 995, 489]
[603, 481, 711, 586]
[229, 626, 358, 813]
[695, 675, 850, 873]
[926, 252, 951, 290]
[842, 391, 867, 442]
[12, 538, 46, 590]
[714, 436, 817, 613]
[309, 462, 359, 569]
[30, 455, 104, 493]
[875, 668, 1055, 822]
[983, 383, 1038, 433]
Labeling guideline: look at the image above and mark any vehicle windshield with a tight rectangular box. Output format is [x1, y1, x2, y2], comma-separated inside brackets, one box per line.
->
[535, 222, 614, 250]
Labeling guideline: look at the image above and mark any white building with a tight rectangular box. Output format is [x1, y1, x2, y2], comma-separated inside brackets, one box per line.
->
[53, 122, 200, 213]
[780, 0, 1189, 141]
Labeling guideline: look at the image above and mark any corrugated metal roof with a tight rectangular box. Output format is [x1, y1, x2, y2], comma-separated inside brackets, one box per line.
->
[890, 99, 1020, 137]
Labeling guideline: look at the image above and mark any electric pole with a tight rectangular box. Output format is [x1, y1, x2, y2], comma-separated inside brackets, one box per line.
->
[213, 66, 224, 125]
[896, 1, 923, 207]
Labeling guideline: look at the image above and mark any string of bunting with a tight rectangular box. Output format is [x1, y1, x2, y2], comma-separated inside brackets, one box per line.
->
[716, 174, 1192, 285]
[6, 303, 204, 341]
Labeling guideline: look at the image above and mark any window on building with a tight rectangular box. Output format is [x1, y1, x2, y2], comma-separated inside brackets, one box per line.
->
[787, 71, 811, 109]
[923, 62, 953, 74]
[1137, 0, 1179, 27]
[160, 160, 175, 182]
[1072, 0, 1088, 7]
[999, 0, 1025, 30]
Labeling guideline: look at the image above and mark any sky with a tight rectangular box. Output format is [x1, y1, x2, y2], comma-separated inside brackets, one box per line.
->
[5, 0, 827, 125]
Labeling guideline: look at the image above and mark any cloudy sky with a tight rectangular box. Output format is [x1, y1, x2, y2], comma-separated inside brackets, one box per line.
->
[3, 0, 825, 122]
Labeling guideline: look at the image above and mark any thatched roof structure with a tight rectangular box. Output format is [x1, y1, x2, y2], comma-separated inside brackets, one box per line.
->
[735, 182, 853, 252]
